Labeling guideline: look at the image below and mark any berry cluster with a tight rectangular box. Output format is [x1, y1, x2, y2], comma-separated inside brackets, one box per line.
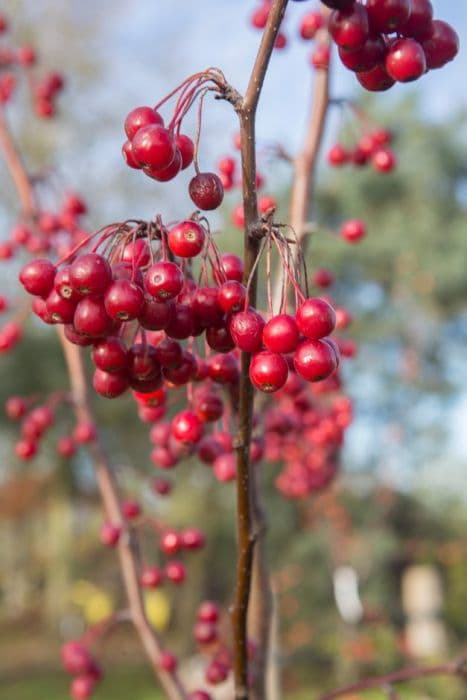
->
[61, 641, 102, 700]
[328, 125, 396, 173]
[0, 13, 64, 117]
[325, 0, 459, 91]
[122, 71, 226, 210]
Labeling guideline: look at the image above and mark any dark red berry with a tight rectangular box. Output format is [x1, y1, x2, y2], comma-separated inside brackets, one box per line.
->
[357, 63, 395, 91]
[250, 351, 289, 393]
[386, 38, 426, 82]
[340, 218, 366, 242]
[175, 134, 194, 169]
[171, 410, 203, 444]
[296, 298, 336, 340]
[92, 337, 128, 373]
[145, 261, 183, 300]
[104, 279, 144, 321]
[421, 20, 459, 70]
[70, 254, 112, 296]
[366, 0, 411, 34]
[294, 339, 338, 382]
[230, 309, 264, 353]
[132, 125, 175, 171]
[189, 172, 224, 210]
[400, 0, 433, 40]
[329, 4, 369, 50]
[93, 369, 129, 398]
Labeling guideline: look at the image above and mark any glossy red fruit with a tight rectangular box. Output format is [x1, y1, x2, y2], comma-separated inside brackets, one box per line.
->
[422, 20, 459, 69]
[313, 268, 334, 288]
[329, 4, 369, 50]
[160, 529, 182, 555]
[357, 63, 395, 91]
[386, 38, 426, 82]
[197, 601, 220, 623]
[340, 218, 366, 242]
[230, 310, 264, 353]
[132, 125, 175, 170]
[139, 296, 173, 330]
[327, 144, 349, 166]
[168, 220, 206, 258]
[310, 44, 331, 70]
[127, 343, 161, 382]
[300, 11, 324, 40]
[104, 279, 144, 321]
[172, 410, 204, 444]
[124, 106, 163, 139]
[140, 566, 163, 588]
[20, 259, 56, 297]
[70, 254, 112, 296]
[122, 499, 141, 519]
[338, 35, 386, 73]
[263, 314, 299, 354]
[182, 527, 205, 550]
[159, 651, 178, 672]
[92, 337, 128, 373]
[144, 149, 182, 182]
[321, 0, 354, 8]
[15, 439, 37, 460]
[208, 353, 239, 384]
[145, 261, 184, 300]
[122, 140, 142, 169]
[122, 239, 151, 266]
[400, 0, 433, 39]
[165, 303, 195, 340]
[372, 147, 396, 172]
[5, 396, 27, 419]
[61, 641, 94, 675]
[218, 157, 236, 176]
[213, 452, 236, 482]
[164, 560, 186, 584]
[175, 134, 194, 169]
[189, 172, 224, 210]
[45, 290, 77, 323]
[190, 691, 212, 700]
[294, 339, 338, 382]
[366, 0, 410, 34]
[93, 369, 129, 398]
[100, 521, 121, 547]
[220, 253, 244, 282]
[250, 351, 289, 393]
[217, 281, 246, 314]
[296, 298, 336, 339]
[74, 297, 114, 337]
[54, 266, 82, 303]
[154, 338, 183, 369]
[70, 674, 96, 699]
[151, 478, 172, 496]
[73, 421, 97, 444]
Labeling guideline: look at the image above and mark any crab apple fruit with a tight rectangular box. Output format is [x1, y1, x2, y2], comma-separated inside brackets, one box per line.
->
[122, 140, 141, 169]
[124, 106, 163, 139]
[70, 675, 96, 700]
[294, 339, 339, 382]
[189, 172, 224, 210]
[61, 642, 95, 675]
[182, 527, 205, 550]
[145, 261, 183, 300]
[251, 3, 270, 29]
[400, 0, 433, 39]
[311, 44, 331, 70]
[190, 690, 212, 700]
[127, 343, 161, 382]
[92, 337, 128, 373]
[263, 314, 299, 354]
[194, 392, 224, 423]
[218, 156, 236, 177]
[205, 661, 229, 685]
[131, 125, 175, 170]
[154, 337, 183, 369]
[230, 309, 264, 353]
[313, 268, 334, 288]
[165, 303, 195, 339]
[5, 396, 27, 419]
[231, 204, 245, 229]
[112, 261, 144, 287]
[366, 0, 411, 34]
[250, 351, 289, 393]
[122, 239, 151, 267]
[45, 290, 77, 323]
[168, 220, 206, 258]
[57, 436, 76, 457]
[141, 566, 164, 588]
[175, 134, 194, 169]
[213, 452, 237, 482]
[139, 296, 173, 331]
[357, 63, 395, 91]
[329, 4, 370, 50]
[152, 478, 172, 496]
[15, 439, 37, 460]
[159, 651, 178, 672]
[220, 253, 243, 282]
[327, 144, 348, 166]
[74, 297, 114, 337]
[160, 529, 182, 555]
[372, 147, 396, 172]
[197, 601, 220, 623]
[193, 621, 218, 645]
[122, 499, 141, 519]
[296, 298, 336, 340]
[54, 266, 82, 303]
[338, 35, 387, 73]
[19, 259, 56, 297]
[274, 33, 287, 50]
[104, 279, 144, 321]
[93, 369, 129, 398]
[144, 149, 182, 182]
[340, 218, 366, 242]
[206, 325, 235, 353]
[163, 350, 197, 384]
[172, 410, 203, 444]
[100, 521, 121, 547]
[164, 560, 186, 584]
[70, 253, 112, 296]
[218, 280, 246, 314]
[300, 11, 324, 40]
[422, 20, 459, 70]
[208, 353, 239, 384]
[386, 38, 426, 82]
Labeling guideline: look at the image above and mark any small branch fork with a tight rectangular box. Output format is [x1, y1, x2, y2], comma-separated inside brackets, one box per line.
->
[318, 657, 467, 700]
[0, 106, 188, 700]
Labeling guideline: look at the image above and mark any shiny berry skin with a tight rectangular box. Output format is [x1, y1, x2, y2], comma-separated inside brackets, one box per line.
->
[171, 410, 203, 444]
[250, 351, 289, 393]
[122, 239, 151, 266]
[175, 134, 194, 169]
[422, 20, 459, 70]
[165, 303, 195, 340]
[220, 253, 244, 282]
[164, 560, 186, 584]
[45, 290, 77, 323]
[92, 337, 128, 373]
[139, 296, 173, 330]
[93, 369, 129, 398]
[100, 521, 121, 547]
[366, 0, 411, 34]
[124, 106, 163, 139]
[294, 339, 338, 382]
[372, 147, 396, 172]
[122, 140, 141, 169]
[127, 343, 161, 382]
[340, 218, 366, 242]
[160, 529, 182, 555]
[230, 309, 264, 353]
[338, 35, 386, 73]
[208, 353, 239, 384]
[159, 651, 178, 672]
[168, 220, 206, 258]
[155, 338, 183, 369]
[296, 298, 336, 340]
[145, 261, 184, 300]
[104, 279, 144, 321]
[263, 314, 299, 354]
[74, 297, 113, 337]
[132, 125, 175, 170]
[54, 266, 82, 303]
[144, 150, 182, 182]
[357, 63, 395, 92]
[400, 0, 433, 40]
[300, 11, 324, 40]
[327, 144, 348, 166]
[329, 4, 369, 50]
[122, 499, 141, 519]
[19, 259, 56, 297]
[141, 566, 163, 588]
[218, 281, 246, 313]
[195, 392, 224, 423]
[189, 172, 224, 210]
[70, 253, 112, 296]
[182, 527, 205, 550]
[386, 38, 426, 82]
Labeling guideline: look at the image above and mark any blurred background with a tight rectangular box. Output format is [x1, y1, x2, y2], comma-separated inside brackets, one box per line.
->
[0, 1, 467, 698]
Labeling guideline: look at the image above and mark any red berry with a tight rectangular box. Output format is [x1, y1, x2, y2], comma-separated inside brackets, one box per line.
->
[144, 150, 182, 182]
[127, 343, 161, 383]
[124, 106, 163, 139]
[100, 521, 121, 547]
[54, 266, 82, 303]
[171, 410, 203, 444]
[310, 44, 331, 70]
[313, 269, 334, 288]
[152, 478, 172, 496]
[61, 641, 94, 675]
[70, 676, 95, 700]
[74, 297, 114, 337]
[400, 0, 433, 40]
[122, 239, 151, 266]
[274, 33, 287, 50]
[329, 4, 369, 50]
[159, 651, 178, 672]
[122, 499, 141, 519]
[218, 281, 246, 313]
[220, 253, 244, 282]
[208, 353, 239, 384]
[372, 147, 396, 172]
[213, 452, 236, 482]
[197, 601, 220, 623]
[5, 396, 27, 419]
[218, 157, 236, 176]
[422, 20, 459, 70]
[122, 140, 142, 169]
[104, 279, 144, 321]
[70, 253, 112, 296]
[366, 0, 411, 34]
[193, 621, 218, 645]
[327, 144, 349, 166]
[57, 436, 76, 457]
[93, 369, 129, 398]
[19, 258, 55, 297]
[145, 261, 184, 300]
[160, 529, 182, 555]
[175, 134, 194, 169]
[338, 35, 386, 73]
[296, 298, 336, 339]
[92, 337, 128, 373]
[164, 560, 186, 584]
[251, 3, 270, 29]
[386, 38, 426, 82]
[182, 527, 205, 550]
[340, 219, 366, 242]
[189, 172, 224, 210]
[15, 439, 37, 460]
[168, 220, 206, 258]
[230, 309, 264, 353]
[194, 391, 224, 423]
[263, 314, 299, 354]
[300, 11, 324, 40]
[132, 125, 175, 170]
[46, 290, 77, 324]
[294, 339, 338, 382]
[139, 296, 173, 331]
[141, 566, 163, 588]
[250, 351, 289, 393]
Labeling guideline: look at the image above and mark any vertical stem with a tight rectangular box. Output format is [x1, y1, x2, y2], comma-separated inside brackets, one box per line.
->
[231, 2, 289, 698]
[0, 108, 36, 216]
